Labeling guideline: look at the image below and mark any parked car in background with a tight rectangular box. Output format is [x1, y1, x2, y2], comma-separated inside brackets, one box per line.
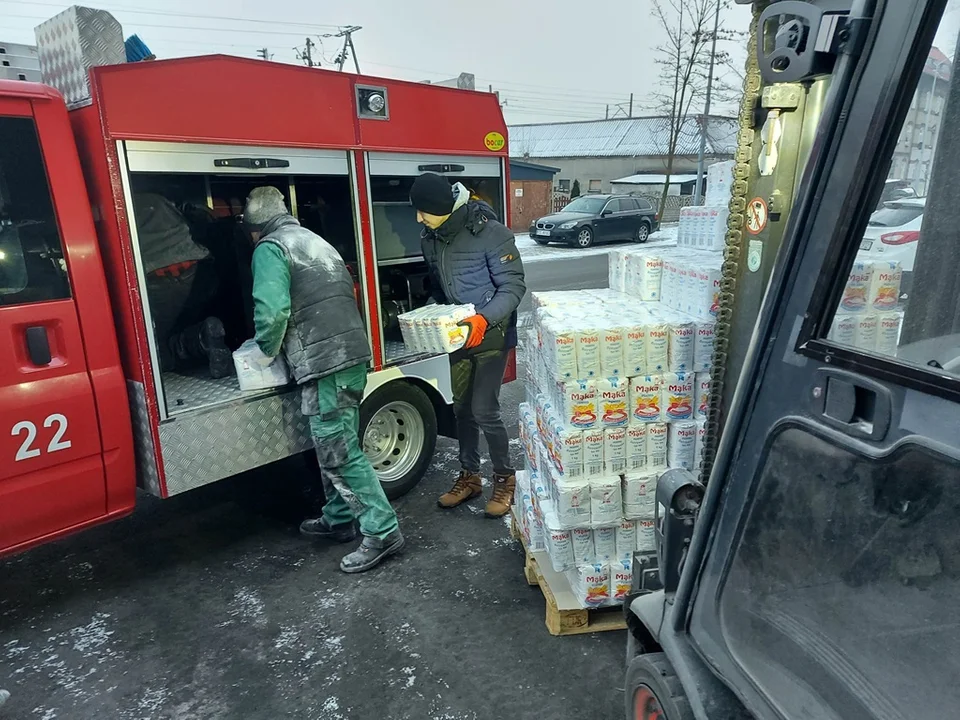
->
[876, 178, 918, 210]
[858, 196, 925, 297]
[529, 194, 660, 248]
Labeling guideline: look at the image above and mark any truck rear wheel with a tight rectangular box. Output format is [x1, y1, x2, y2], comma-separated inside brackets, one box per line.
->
[625, 653, 694, 720]
[361, 381, 437, 500]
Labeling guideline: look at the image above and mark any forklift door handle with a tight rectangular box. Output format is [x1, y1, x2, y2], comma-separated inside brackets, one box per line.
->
[817, 369, 892, 441]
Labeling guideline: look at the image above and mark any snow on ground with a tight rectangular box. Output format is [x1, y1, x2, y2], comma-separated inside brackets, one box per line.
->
[515, 223, 678, 263]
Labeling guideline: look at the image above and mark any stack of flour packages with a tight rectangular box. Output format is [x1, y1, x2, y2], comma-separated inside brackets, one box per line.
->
[398, 304, 477, 354]
[513, 160, 736, 610]
[676, 161, 733, 252]
[829, 259, 904, 356]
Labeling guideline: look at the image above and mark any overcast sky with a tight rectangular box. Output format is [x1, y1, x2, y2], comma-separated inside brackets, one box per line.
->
[3, 0, 754, 124]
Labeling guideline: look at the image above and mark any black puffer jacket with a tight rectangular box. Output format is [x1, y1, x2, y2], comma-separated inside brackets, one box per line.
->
[421, 201, 526, 349]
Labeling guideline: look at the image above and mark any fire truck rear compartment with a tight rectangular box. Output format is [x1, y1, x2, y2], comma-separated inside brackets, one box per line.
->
[128, 170, 365, 417]
[127, 167, 502, 417]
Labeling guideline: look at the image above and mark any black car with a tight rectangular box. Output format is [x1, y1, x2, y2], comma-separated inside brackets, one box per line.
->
[529, 194, 660, 248]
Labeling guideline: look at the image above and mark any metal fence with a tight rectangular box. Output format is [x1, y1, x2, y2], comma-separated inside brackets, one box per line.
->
[639, 194, 697, 223]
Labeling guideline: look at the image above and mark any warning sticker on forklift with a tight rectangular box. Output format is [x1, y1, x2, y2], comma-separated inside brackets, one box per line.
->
[748, 240, 763, 273]
[746, 197, 768, 235]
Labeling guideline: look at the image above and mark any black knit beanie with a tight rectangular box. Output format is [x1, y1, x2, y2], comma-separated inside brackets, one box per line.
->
[410, 173, 456, 216]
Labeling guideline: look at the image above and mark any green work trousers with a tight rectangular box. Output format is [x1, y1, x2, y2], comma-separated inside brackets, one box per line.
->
[307, 363, 398, 540]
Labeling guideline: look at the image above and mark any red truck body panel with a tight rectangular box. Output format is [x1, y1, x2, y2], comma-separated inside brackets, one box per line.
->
[0, 81, 135, 557]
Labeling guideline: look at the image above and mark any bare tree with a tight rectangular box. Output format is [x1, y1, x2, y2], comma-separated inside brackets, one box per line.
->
[652, 0, 739, 218]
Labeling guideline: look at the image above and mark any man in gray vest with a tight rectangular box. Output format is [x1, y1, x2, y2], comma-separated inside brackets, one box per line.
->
[244, 186, 403, 574]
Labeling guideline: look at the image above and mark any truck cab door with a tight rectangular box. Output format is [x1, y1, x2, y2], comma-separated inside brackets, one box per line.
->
[663, 2, 960, 719]
[0, 100, 111, 555]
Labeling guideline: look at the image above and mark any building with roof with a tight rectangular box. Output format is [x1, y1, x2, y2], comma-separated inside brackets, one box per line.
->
[0, 41, 41, 82]
[508, 115, 738, 195]
[890, 47, 953, 196]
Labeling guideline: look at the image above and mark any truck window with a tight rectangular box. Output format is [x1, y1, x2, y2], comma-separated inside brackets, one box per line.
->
[824, 23, 960, 382]
[0, 116, 70, 306]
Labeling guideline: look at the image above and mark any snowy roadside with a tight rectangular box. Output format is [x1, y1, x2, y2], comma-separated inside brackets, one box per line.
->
[515, 224, 679, 264]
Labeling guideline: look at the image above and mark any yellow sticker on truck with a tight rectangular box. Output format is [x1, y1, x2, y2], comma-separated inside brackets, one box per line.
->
[484, 131, 506, 152]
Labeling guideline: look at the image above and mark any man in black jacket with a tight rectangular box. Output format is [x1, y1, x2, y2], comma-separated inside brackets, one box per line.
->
[411, 173, 526, 517]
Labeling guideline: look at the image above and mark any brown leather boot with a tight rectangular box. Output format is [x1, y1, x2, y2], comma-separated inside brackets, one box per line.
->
[438, 470, 482, 508]
[485, 473, 516, 518]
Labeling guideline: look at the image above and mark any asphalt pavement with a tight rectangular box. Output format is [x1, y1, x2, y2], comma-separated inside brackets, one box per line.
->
[0, 248, 628, 720]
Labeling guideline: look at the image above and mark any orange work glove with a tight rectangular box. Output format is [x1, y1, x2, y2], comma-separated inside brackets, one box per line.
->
[460, 314, 488, 349]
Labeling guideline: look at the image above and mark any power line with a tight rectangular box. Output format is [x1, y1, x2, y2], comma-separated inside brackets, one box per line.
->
[0, 0, 341, 30]
[2, 10, 340, 38]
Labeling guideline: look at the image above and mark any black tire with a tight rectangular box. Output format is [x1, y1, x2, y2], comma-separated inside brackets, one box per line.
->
[576, 226, 595, 248]
[624, 653, 694, 720]
[635, 222, 651, 244]
[360, 381, 437, 500]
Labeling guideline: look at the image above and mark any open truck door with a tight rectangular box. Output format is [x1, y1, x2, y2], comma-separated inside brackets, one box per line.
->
[0, 83, 134, 557]
[625, 1, 960, 718]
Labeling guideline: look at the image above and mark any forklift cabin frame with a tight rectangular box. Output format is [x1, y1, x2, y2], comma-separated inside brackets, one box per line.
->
[627, 1, 960, 719]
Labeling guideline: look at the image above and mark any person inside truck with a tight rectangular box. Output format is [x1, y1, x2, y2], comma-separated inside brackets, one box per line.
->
[133, 193, 232, 378]
[243, 186, 404, 574]
[411, 172, 526, 518]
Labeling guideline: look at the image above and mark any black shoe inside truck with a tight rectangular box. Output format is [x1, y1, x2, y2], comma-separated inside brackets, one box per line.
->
[625, 2, 960, 719]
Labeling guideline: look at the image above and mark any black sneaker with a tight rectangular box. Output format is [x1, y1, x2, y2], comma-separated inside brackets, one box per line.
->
[300, 517, 358, 543]
[340, 530, 405, 574]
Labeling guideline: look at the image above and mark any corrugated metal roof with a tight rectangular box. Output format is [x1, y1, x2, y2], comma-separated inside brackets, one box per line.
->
[508, 115, 738, 159]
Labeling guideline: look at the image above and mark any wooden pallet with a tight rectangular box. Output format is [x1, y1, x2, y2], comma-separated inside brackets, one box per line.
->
[512, 511, 627, 637]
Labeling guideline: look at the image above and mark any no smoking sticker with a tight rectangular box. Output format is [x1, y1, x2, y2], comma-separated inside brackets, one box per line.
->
[746, 197, 768, 235]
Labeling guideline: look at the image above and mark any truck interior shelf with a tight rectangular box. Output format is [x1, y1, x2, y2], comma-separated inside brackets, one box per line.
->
[162, 371, 280, 416]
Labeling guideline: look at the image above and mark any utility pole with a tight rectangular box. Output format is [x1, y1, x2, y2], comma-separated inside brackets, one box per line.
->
[304, 37, 316, 67]
[256, 47, 271, 61]
[606, 104, 610, 119]
[694, 0, 722, 206]
[629, 92, 634, 118]
[324, 26, 362, 73]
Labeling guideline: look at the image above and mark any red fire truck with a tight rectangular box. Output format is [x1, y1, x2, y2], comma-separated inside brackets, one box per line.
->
[0, 50, 516, 558]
